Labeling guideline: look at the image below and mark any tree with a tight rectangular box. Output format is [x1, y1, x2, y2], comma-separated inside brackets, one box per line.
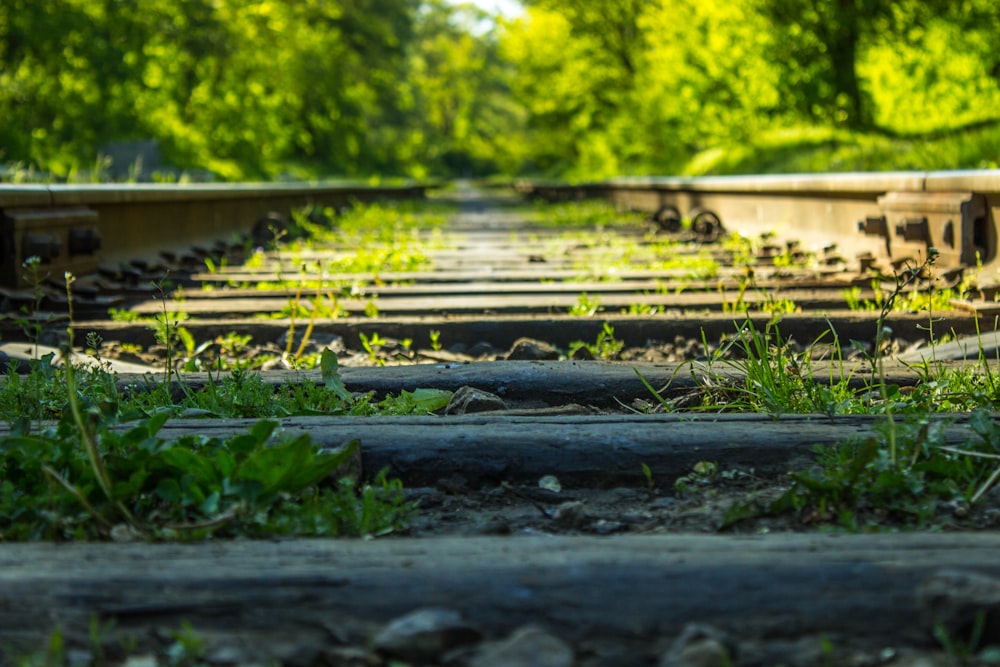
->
[753, 0, 888, 128]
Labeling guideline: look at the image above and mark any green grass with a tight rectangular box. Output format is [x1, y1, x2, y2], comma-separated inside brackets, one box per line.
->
[0, 350, 452, 424]
[633, 251, 1000, 532]
[0, 345, 449, 541]
[0, 407, 414, 540]
[683, 123, 1000, 176]
[664, 316, 1000, 531]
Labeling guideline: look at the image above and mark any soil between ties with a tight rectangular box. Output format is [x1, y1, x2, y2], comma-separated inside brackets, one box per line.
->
[4, 190, 1000, 665]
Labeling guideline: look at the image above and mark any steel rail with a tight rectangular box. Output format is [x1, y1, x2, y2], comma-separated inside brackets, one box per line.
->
[522, 169, 1000, 279]
[0, 181, 427, 288]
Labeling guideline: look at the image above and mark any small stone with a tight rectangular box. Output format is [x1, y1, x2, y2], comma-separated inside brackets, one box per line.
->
[505, 338, 560, 360]
[374, 608, 481, 662]
[121, 656, 157, 667]
[659, 624, 736, 667]
[661, 640, 730, 667]
[445, 386, 508, 415]
[437, 474, 469, 494]
[472, 519, 512, 535]
[570, 345, 595, 360]
[110, 523, 143, 542]
[552, 501, 591, 529]
[66, 650, 95, 667]
[538, 475, 562, 493]
[591, 519, 624, 534]
[470, 625, 573, 667]
[467, 341, 499, 358]
[204, 644, 247, 665]
[318, 646, 370, 666]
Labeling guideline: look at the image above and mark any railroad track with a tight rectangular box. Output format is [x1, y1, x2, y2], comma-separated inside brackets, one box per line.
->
[3, 177, 1000, 665]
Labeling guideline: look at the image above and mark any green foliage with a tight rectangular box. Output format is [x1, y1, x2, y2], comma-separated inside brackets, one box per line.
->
[569, 322, 624, 360]
[0, 349, 452, 424]
[568, 292, 602, 317]
[501, 0, 1000, 177]
[724, 412, 987, 530]
[0, 408, 413, 540]
[2, 1, 999, 179]
[715, 321, 858, 417]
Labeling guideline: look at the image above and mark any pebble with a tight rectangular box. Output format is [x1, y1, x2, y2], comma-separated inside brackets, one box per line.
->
[437, 474, 469, 494]
[373, 607, 482, 663]
[658, 624, 735, 667]
[121, 656, 157, 667]
[505, 338, 560, 360]
[650, 497, 678, 509]
[552, 500, 591, 530]
[538, 475, 562, 493]
[470, 625, 574, 667]
[445, 385, 508, 414]
[467, 341, 499, 358]
[591, 519, 625, 534]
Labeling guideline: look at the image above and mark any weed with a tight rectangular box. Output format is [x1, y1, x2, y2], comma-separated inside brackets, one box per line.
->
[841, 286, 872, 311]
[724, 413, 972, 530]
[641, 462, 655, 492]
[216, 332, 252, 358]
[720, 272, 798, 322]
[1, 323, 419, 541]
[568, 292, 602, 316]
[282, 261, 325, 361]
[622, 302, 661, 316]
[719, 320, 858, 417]
[940, 410, 1000, 504]
[16, 256, 46, 356]
[165, 622, 206, 667]
[108, 307, 145, 322]
[360, 332, 388, 366]
[719, 276, 750, 314]
[868, 251, 940, 466]
[675, 461, 719, 495]
[429, 329, 443, 351]
[569, 322, 624, 360]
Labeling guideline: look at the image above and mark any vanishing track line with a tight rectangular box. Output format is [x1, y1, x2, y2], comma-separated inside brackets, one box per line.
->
[3, 184, 1000, 665]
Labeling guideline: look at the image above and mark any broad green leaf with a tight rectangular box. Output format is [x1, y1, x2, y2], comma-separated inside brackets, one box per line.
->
[250, 419, 278, 444]
[156, 478, 182, 502]
[408, 388, 453, 413]
[321, 349, 353, 403]
[154, 447, 220, 487]
[236, 436, 357, 495]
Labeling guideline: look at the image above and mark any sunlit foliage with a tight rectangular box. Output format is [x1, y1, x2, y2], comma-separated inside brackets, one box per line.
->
[1, 0, 999, 180]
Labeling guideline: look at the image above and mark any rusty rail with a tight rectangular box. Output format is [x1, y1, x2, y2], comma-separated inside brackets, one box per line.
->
[522, 169, 1000, 278]
[0, 182, 427, 287]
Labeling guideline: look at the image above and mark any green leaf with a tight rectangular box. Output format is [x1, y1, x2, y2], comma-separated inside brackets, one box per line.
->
[236, 436, 357, 497]
[214, 450, 237, 478]
[154, 447, 220, 487]
[249, 419, 278, 443]
[156, 478, 182, 502]
[408, 388, 453, 412]
[321, 349, 353, 403]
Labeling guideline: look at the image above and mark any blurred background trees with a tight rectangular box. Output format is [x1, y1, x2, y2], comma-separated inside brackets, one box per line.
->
[1, 0, 998, 181]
